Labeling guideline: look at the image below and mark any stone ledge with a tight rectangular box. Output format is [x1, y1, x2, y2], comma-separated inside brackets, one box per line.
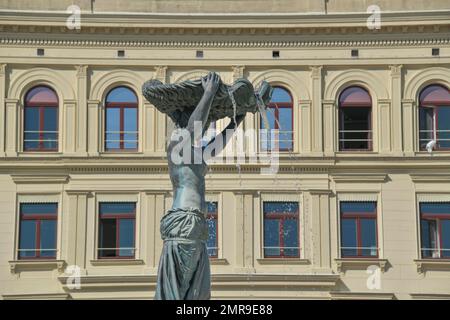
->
[256, 258, 311, 265]
[2, 293, 71, 300]
[335, 258, 388, 274]
[90, 259, 145, 266]
[9, 259, 66, 274]
[58, 273, 340, 292]
[414, 259, 450, 274]
[330, 292, 396, 300]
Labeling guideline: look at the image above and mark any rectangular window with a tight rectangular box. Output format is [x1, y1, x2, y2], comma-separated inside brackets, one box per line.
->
[18, 203, 57, 259]
[263, 202, 299, 258]
[206, 201, 218, 258]
[420, 202, 450, 259]
[98, 202, 136, 259]
[340, 201, 378, 258]
[105, 106, 138, 151]
[419, 106, 450, 150]
[24, 106, 58, 151]
[339, 107, 372, 151]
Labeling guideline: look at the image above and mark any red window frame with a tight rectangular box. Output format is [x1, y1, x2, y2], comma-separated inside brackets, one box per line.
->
[420, 205, 450, 259]
[338, 86, 373, 152]
[23, 86, 59, 152]
[105, 87, 139, 152]
[18, 203, 58, 260]
[419, 85, 450, 151]
[261, 86, 294, 152]
[206, 202, 218, 259]
[263, 202, 300, 258]
[340, 203, 378, 258]
[98, 203, 136, 259]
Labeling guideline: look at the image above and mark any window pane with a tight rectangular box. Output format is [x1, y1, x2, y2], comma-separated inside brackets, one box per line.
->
[42, 107, 58, 150]
[25, 86, 58, 105]
[20, 203, 57, 216]
[19, 220, 36, 258]
[207, 219, 218, 257]
[437, 107, 450, 149]
[341, 219, 357, 257]
[206, 201, 218, 257]
[123, 107, 138, 149]
[40, 220, 57, 257]
[441, 220, 450, 258]
[24, 107, 39, 150]
[106, 87, 138, 104]
[360, 219, 377, 257]
[263, 202, 298, 214]
[419, 107, 435, 149]
[278, 108, 293, 150]
[98, 219, 116, 258]
[270, 87, 292, 103]
[105, 108, 120, 150]
[99, 202, 136, 217]
[420, 202, 450, 216]
[264, 219, 280, 257]
[420, 219, 439, 258]
[341, 202, 376, 215]
[340, 87, 371, 107]
[283, 219, 299, 257]
[340, 107, 371, 150]
[118, 219, 134, 257]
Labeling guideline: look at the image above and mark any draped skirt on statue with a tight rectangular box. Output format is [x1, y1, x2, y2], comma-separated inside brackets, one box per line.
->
[154, 207, 211, 300]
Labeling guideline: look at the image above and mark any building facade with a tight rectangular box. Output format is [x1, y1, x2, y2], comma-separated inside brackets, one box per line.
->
[0, 0, 449, 300]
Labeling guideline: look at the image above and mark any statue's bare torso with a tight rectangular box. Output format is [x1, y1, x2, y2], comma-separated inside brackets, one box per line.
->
[167, 143, 207, 213]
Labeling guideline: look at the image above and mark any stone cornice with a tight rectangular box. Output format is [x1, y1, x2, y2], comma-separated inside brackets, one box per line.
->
[1, 37, 450, 49]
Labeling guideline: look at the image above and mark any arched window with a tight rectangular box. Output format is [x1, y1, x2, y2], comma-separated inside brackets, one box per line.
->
[260, 86, 293, 151]
[105, 86, 138, 151]
[339, 86, 372, 151]
[24, 86, 59, 151]
[419, 84, 450, 151]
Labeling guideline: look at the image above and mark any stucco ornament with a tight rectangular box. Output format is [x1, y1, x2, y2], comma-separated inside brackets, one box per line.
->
[142, 72, 272, 300]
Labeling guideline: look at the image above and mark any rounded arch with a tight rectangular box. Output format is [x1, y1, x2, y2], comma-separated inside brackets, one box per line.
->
[172, 69, 211, 83]
[90, 70, 144, 103]
[8, 68, 75, 103]
[249, 69, 310, 101]
[404, 67, 450, 101]
[324, 69, 389, 102]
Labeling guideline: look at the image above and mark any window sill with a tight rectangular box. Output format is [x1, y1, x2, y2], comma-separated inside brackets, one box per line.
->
[414, 259, 450, 274]
[209, 258, 229, 265]
[335, 258, 388, 273]
[90, 259, 145, 266]
[256, 258, 310, 265]
[9, 259, 66, 274]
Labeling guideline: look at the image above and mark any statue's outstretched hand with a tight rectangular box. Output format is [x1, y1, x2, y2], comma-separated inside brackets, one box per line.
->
[201, 72, 220, 95]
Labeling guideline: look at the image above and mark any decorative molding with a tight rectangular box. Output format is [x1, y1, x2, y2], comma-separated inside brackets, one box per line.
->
[209, 258, 229, 266]
[330, 291, 395, 300]
[11, 174, 69, 184]
[256, 258, 311, 265]
[411, 174, 450, 182]
[9, 260, 66, 274]
[90, 259, 145, 266]
[231, 66, 245, 81]
[154, 66, 168, 83]
[2, 38, 450, 48]
[410, 293, 450, 300]
[309, 66, 323, 79]
[335, 258, 388, 274]
[0, 63, 6, 75]
[2, 293, 71, 300]
[76, 65, 88, 77]
[332, 173, 388, 183]
[389, 65, 403, 77]
[414, 259, 450, 274]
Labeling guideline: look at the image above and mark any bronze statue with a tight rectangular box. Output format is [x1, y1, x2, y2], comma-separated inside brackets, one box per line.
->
[142, 72, 272, 300]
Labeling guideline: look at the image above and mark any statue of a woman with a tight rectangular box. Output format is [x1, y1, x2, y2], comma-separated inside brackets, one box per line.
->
[154, 72, 245, 300]
[143, 71, 272, 300]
